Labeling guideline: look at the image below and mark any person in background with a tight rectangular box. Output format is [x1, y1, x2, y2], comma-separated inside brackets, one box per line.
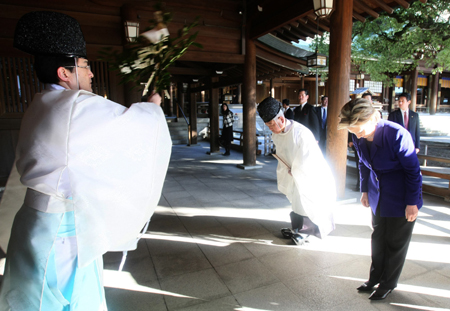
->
[258, 97, 335, 246]
[293, 89, 321, 142]
[362, 91, 384, 118]
[315, 96, 328, 155]
[348, 132, 360, 191]
[282, 98, 294, 120]
[338, 98, 422, 301]
[388, 92, 420, 153]
[221, 103, 234, 156]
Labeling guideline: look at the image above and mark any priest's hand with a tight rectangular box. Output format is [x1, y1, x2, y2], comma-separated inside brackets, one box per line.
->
[361, 192, 370, 207]
[148, 92, 161, 106]
[405, 205, 418, 222]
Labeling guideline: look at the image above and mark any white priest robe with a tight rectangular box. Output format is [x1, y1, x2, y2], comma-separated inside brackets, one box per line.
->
[272, 119, 335, 238]
[0, 87, 171, 310]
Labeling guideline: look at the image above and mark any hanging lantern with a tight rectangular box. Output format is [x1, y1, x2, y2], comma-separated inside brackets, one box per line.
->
[313, 0, 334, 18]
[307, 52, 327, 68]
[124, 21, 140, 42]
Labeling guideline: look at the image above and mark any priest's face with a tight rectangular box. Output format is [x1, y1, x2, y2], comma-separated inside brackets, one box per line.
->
[265, 116, 285, 134]
[73, 58, 94, 92]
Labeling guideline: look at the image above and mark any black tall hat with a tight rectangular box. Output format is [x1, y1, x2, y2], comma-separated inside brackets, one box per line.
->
[14, 11, 87, 58]
[257, 97, 282, 123]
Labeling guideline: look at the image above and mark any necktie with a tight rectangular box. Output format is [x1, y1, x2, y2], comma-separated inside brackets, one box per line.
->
[404, 111, 408, 129]
[322, 108, 327, 129]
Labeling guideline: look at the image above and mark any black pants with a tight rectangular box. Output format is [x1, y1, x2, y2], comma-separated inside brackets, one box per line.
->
[369, 206, 416, 289]
[290, 211, 304, 231]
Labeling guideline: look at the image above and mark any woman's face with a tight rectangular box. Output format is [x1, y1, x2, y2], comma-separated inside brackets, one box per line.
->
[348, 119, 377, 140]
[222, 105, 227, 111]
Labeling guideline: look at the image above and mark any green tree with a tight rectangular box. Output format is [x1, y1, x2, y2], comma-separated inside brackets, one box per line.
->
[351, 0, 450, 85]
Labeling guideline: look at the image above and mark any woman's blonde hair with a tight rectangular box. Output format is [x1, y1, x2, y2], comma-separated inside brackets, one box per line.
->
[338, 98, 379, 130]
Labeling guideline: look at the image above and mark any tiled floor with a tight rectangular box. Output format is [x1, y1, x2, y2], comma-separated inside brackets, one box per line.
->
[92, 142, 449, 310]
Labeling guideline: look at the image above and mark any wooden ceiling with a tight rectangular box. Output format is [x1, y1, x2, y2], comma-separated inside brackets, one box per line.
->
[252, 0, 427, 44]
[0, 0, 423, 86]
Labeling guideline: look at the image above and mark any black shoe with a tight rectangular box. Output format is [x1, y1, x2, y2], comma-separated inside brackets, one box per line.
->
[291, 233, 304, 245]
[281, 228, 293, 239]
[357, 281, 376, 292]
[223, 152, 230, 156]
[369, 288, 393, 300]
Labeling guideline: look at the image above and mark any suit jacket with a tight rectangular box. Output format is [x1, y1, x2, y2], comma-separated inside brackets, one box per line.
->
[284, 107, 294, 120]
[315, 106, 327, 152]
[294, 103, 321, 142]
[388, 109, 420, 149]
[353, 120, 423, 217]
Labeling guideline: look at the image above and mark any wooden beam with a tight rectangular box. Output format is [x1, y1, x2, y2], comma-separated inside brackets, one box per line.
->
[180, 51, 245, 64]
[362, 0, 393, 14]
[168, 67, 212, 76]
[272, 31, 293, 44]
[277, 29, 300, 43]
[249, 0, 314, 39]
[352, 11, 366, 23]
[305, 17, 331, 33]
[301, 21, 324, 37]
[354, 0, 379, 19]
[256, 41, 308, 67]
[286, 25, 308, 41]
[392, 0, 410, 9]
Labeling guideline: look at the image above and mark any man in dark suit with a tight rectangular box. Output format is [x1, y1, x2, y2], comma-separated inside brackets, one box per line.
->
[388, 92, 420, 153]
[293, 89, 320, 142]
[282, 99, 294, 120]
[315, 96, 328, 155]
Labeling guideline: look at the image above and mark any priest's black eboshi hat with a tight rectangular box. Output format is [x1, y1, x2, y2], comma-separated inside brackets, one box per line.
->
[257, 97, 282, 123]
[14, 11, 87, 58]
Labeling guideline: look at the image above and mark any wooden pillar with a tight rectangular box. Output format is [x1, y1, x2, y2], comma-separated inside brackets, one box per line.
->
[168, 83, 173, 116]
[190, 92, 198, 144]
[410, 69, 418, 112]
[388, 86, 395, 113]
[430, 72, 439, 115]
[326, 0, 354, 198]
[176, 82, 183, 119]
[209, 77, 220, 154]
[438, 77, 442, 112]
[237, 84, 242, 104]
[241, 33, 257, 167]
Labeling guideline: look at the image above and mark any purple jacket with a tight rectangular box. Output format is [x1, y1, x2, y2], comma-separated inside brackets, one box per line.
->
[353, 119, 423, 217]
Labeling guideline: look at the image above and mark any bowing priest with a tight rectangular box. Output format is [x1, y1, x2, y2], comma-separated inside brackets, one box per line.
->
[0, 11, 171, 311]
[258, 97, 335, 245]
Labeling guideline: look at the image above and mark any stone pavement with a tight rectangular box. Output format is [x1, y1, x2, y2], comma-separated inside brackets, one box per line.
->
[103, 142, 450, 311]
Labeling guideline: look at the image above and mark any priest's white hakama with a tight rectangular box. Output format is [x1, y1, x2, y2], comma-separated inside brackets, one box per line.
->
[272, 119, 335, 238]
[0, 87, 171, 310]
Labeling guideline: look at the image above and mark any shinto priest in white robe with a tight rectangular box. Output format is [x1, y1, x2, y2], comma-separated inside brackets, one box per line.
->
[0, 85, 171, 310]
[272, 119, 335, 238]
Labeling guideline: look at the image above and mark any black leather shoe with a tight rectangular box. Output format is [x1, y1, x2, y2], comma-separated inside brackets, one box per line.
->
[281, 228, 293, 239]
[357, 282, 376, 292]
[369, 288, 393, 300]
[291, 233, 305, 245]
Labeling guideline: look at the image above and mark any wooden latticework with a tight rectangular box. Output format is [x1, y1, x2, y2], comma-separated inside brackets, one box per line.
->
[0, 57, 41, 117]
[0, 58, 111, 118]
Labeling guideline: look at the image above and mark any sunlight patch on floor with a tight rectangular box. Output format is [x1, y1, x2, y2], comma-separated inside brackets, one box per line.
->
[103, 270, 199, 300]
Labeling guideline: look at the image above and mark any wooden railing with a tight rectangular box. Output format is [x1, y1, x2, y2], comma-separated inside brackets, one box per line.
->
[418, 154, 450, 202]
